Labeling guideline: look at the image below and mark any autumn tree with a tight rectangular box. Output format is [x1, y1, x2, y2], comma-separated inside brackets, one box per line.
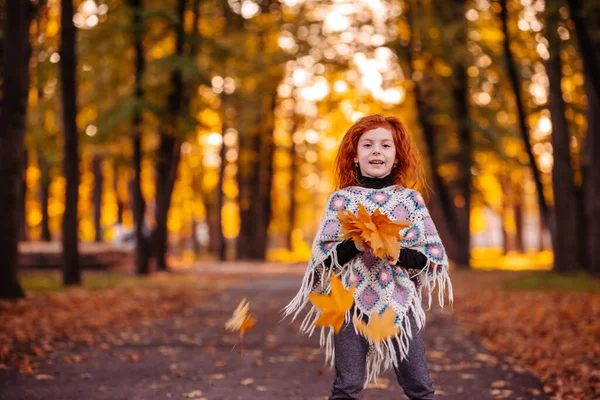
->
[0, 0, 33, 299]
[60, 0, 81, 285]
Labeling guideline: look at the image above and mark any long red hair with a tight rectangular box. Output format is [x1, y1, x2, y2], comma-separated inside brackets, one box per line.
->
[334, 114, 425, 190]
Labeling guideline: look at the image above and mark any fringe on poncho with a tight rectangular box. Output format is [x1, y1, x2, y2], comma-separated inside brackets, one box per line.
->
[282, 185, 453, 385]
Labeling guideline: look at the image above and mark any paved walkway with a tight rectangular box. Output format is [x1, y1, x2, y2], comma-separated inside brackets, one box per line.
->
[1, 266, 546, 399]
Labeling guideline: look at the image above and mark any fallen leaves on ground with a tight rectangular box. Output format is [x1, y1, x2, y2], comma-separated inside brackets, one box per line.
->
[453, 273, 600, 400]
[0, 273, 235, 374]
[353, 307, 400, 344]
[337, 203, 411, 261]
[308, 275, 355, 333]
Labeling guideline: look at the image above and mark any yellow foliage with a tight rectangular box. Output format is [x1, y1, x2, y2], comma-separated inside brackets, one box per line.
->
[225, 298, 256, 340]
[353, 307, 400, 344]
[338, 204, 411, 261]
[308, 275, 355, 333]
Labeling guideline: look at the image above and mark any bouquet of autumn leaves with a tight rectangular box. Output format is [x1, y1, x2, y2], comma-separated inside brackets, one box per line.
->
[308, 203, 412, 343]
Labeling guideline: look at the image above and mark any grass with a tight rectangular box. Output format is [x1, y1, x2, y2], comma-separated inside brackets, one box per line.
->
[18, 270, 140, 293]
[502, 271, 600, 293]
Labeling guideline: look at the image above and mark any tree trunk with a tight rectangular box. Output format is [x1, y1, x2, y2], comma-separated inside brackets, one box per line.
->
[60, 0, 81, 286]
[153, 0, 186, 271]
[252, 91, 277, 259]
[513, 182, 524, 252]
[451, 63, 472, 267]
[569, 0, 600, 274]
[39, 151, 51, 241]
[0, 0, 30, 299]
[129, 0, 150, 275]
[567, 0, 600, 103]
[546, 10, 578, 272]
[92, 155, 103, 242]
[216, 127, 227, 261]
[583, 65, 600, 274]
[287, 125, 298, 251]
[499, 0, 551, 232]
[18, 148, 28, 241]
[114, 164, 124, 224]
[403, 2, 463, 265]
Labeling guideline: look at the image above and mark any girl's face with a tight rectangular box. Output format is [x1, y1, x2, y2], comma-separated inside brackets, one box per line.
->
[353, 127, 397, 179]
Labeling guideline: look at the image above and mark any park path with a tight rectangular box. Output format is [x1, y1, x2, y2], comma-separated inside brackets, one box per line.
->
[1, 264, 546, 399]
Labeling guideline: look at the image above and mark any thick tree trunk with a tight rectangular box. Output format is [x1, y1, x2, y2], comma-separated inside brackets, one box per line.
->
[92, 155, 103, 242]
[237, 89, 277, 260]
[567, 0, 600, 104]
[583, 68, 600, 274]
[0, 0, 30, 299]
[236, 126, 260, 259]
[546, 14, 578, 272]
[452, 63, 472, 267]
[250, 91, 277, 260]
[569, 0, 600, 274]
[500, 0, 551, 233]
[60, 0, 81, 286]
[153, 0, 186, 271]
[129, 0, 150, 275]
[403, 3, 464, 265]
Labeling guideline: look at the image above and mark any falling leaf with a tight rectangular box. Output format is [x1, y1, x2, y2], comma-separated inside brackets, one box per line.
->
[256, 386, 268, 391]
[225, 298, 256, 339]
[491, 380, 507, 388]
[353, 307, 400, 344]
[307, 275, 355, 333]
[338, 204, 411, 261]
[208, 373, 225, 380]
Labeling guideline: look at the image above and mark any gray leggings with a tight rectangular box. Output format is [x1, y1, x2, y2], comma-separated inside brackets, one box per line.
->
[329, 311, 435, 400]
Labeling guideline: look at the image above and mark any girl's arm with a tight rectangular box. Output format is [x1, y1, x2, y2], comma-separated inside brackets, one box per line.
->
[322, 240, 360, 270]
[397, 248, 428, 270]
[321, 241, 427, 270]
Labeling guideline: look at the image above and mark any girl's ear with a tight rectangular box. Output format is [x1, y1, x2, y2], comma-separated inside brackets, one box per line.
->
[353, 157, 358, 163]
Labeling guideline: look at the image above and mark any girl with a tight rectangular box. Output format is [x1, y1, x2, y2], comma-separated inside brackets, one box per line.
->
[283, 114, 453, 400]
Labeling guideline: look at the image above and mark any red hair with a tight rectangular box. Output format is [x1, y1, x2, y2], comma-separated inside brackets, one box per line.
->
[334, 114, 425, 190]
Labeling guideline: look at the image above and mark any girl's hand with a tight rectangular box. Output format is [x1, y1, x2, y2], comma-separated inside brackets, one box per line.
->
[354, 240, 368, 252]
[385, 255, 398, 266]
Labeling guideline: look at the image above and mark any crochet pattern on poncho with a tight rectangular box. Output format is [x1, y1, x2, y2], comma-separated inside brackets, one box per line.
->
[283, 185, 453, 386]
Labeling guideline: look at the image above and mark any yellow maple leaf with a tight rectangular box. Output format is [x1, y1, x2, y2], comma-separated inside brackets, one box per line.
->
[225, 298, 255, 339]
[338, 204, 412, 261]
[353, 307, 400, 344]
[308, 275, 355, 333]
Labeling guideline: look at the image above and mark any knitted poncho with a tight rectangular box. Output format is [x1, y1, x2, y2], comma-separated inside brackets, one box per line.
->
[283, 185, 453, 385]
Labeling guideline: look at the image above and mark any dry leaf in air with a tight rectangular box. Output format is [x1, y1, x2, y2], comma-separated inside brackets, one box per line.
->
[337, 203, 411, 261]
[225, 298, 256, 339]
[353, 307, 400, 344]
[308, 275, 355, 333]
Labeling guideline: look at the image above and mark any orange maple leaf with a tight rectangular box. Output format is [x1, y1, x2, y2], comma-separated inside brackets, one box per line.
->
[337, 203, 411, 261]
[308, 275, 355, 333]
[225, 298, 255, 339]
[353, 307, 400, 344]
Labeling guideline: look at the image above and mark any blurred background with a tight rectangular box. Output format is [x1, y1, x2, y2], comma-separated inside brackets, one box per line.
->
[1, 0, 600, 296]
